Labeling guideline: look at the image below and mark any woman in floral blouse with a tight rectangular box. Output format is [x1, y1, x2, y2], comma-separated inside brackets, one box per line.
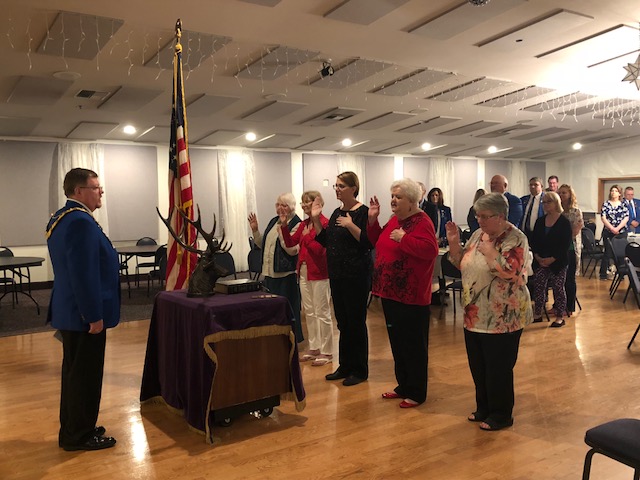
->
[599, 184, 628, 280]
[445, 192, 532, 431]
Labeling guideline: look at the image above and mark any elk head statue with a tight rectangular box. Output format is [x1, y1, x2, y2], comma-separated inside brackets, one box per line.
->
[157, 205, 233, 297]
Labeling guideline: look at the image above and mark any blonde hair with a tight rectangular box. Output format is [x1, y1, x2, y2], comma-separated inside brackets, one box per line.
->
[302, 190, 324, 206]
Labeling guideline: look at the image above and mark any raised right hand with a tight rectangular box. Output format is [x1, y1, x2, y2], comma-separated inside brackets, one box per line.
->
[368, 196, 380, 224]
[248, 212, 258, 232]
[310, 197, 322, 218]
[445, 221, 459, 244]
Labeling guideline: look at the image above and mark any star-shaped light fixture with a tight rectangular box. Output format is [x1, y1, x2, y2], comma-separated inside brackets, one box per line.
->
[622, 53, 640, 90]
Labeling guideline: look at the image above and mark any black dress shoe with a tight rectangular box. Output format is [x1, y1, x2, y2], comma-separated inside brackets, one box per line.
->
[62, 435, 116, 451]
[325, 369, 348, 381]
[342, 375, 366, 386]
[94, 426, 106, 436]
[324, 369, 349, 380]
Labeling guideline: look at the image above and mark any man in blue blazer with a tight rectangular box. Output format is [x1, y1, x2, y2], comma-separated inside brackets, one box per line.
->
[46, 168, 120, 451]
[624, 186, 640, 233]
[490, 174, 523, 227]
[520, 177, 545, 239]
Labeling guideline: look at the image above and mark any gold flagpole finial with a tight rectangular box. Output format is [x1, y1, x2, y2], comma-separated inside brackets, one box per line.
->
[175, 19, 182, 52]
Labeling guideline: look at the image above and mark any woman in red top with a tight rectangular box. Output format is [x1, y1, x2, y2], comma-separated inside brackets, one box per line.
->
[280, 191, 334, 366]
[367, 178, 439, 407]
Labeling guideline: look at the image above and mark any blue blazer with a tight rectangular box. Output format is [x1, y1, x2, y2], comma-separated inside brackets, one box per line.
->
[504, 192, 523, 227]
[46, 200, 121, 331]
[519, 193, 545, 231]
[627, 198, 640, 233]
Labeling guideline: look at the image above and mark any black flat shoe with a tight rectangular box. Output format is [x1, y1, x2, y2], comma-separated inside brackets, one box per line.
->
[467, 411, 488, 422]
[532, 317, 543, 323]
[479, 417, 513, 431]
[342, 375, 366, 386]
[325, 369, 348, 381]
[550, 319, 565, 328]
[62, 434, 116, 451]
[94, 426, 106, 436]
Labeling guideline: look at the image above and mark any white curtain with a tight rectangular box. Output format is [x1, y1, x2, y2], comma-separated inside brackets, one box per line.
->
[218, 149, 257, 271]
[510, 160, 528, 197]
[427, 157, 454, 212]
[337, 154, 366, 201]
[50, 143, 109, 234]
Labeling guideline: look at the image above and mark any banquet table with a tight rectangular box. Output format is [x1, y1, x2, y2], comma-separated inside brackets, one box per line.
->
[0, 256, 45, 314]
[140, 290, 306, 444]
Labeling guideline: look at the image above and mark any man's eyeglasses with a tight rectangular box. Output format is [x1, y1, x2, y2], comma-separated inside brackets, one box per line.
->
[79, 186, 103, 192]
[333, 184, 350, 190]
[475, 214, 498, 221]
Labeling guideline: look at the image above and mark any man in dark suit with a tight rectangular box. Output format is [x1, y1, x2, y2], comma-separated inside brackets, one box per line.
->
[520, 177, 545, 239]
[624, 186, 640, 233]
[490, 174, 523, 227]
[417, 181, 438, 232]
[46, 168, 120, 451]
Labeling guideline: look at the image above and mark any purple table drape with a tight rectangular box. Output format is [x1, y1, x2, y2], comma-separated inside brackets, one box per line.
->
[140, 290, 305, 443]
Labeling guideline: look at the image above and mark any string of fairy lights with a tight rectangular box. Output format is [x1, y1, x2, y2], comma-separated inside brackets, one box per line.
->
[3, 7, 640, 131]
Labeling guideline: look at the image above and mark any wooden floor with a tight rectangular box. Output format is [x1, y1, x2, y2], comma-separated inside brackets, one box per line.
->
[2, 275, 640, 480]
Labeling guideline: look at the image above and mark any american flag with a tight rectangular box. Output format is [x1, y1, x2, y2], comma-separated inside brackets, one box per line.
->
[166, 24, 197, 291]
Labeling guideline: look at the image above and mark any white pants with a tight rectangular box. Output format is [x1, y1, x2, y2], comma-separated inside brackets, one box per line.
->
[299, 264, 334, 355]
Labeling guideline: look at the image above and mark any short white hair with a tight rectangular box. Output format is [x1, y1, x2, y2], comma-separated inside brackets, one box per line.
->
[390, 178, 421, 204]
[277, 192, 296, 210]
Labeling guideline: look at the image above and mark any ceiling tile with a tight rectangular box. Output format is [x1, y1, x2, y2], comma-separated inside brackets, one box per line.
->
[37, 11, 123, 60]
[135, 126, 171, 143]
[194, 130, 245, 146]
[99, 86, 163, 112]
[324, 0, 410, 26]
[242, 101, 307, 121]
[409, 0, 527, 40]
[294, 137, 342, 150]
[311, 59, 391, 89]
[541, 130, 595, 142]
[427, 78, 508, 102]
[537, 24, 640, 66]
[475, 124, 536, 138]
[236, 46, 319, 79]
[301, 107, 364, 127]
[352, 112, 415, 130]
[251, 133, 301, 148]
[439, 121, 502, 136]
[478, 10, 593, 52]
[511, 127, 570, 140]
[371, 68, 452, 95]
[0, 116, 40, 136]
[66, 122, 118, 139]
[188, 95, 239, 116]
[397, 116, 461, 133]
[7, 76, 72, 106]
[144, 31, 231, 70]
[520, 92, 595, 112]
[476, 86, 555, 107]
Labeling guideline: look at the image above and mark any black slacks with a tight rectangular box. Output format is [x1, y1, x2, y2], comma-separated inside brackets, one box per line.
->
[565, 250, 577, 313]
[330, 276, 369, 380]
[381, 298, 430, 403]
[59, 329, 107, 447]
[464, 328, 522, 424]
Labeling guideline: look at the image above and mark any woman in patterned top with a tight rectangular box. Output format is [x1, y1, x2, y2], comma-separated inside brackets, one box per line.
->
[445, 193, 532, 431]
[311, 171, 372, 387]
[599, 184, 629, 280]
[558, 184, 583, 316]
[367, 179, 439, 408]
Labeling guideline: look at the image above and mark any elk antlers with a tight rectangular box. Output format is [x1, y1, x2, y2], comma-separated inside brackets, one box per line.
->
[156, 205, 232, 254]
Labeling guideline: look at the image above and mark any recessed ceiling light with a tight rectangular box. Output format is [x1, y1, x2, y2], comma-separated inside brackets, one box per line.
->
[123, 125, 136, 135]
[572, 142, 582, 150]
[341, 138, 352, 147]
[421, 142, 431, 151]
[263, 93, 287, 101]
[245, 132, 257, 141]
[488, 146, 498, 154]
